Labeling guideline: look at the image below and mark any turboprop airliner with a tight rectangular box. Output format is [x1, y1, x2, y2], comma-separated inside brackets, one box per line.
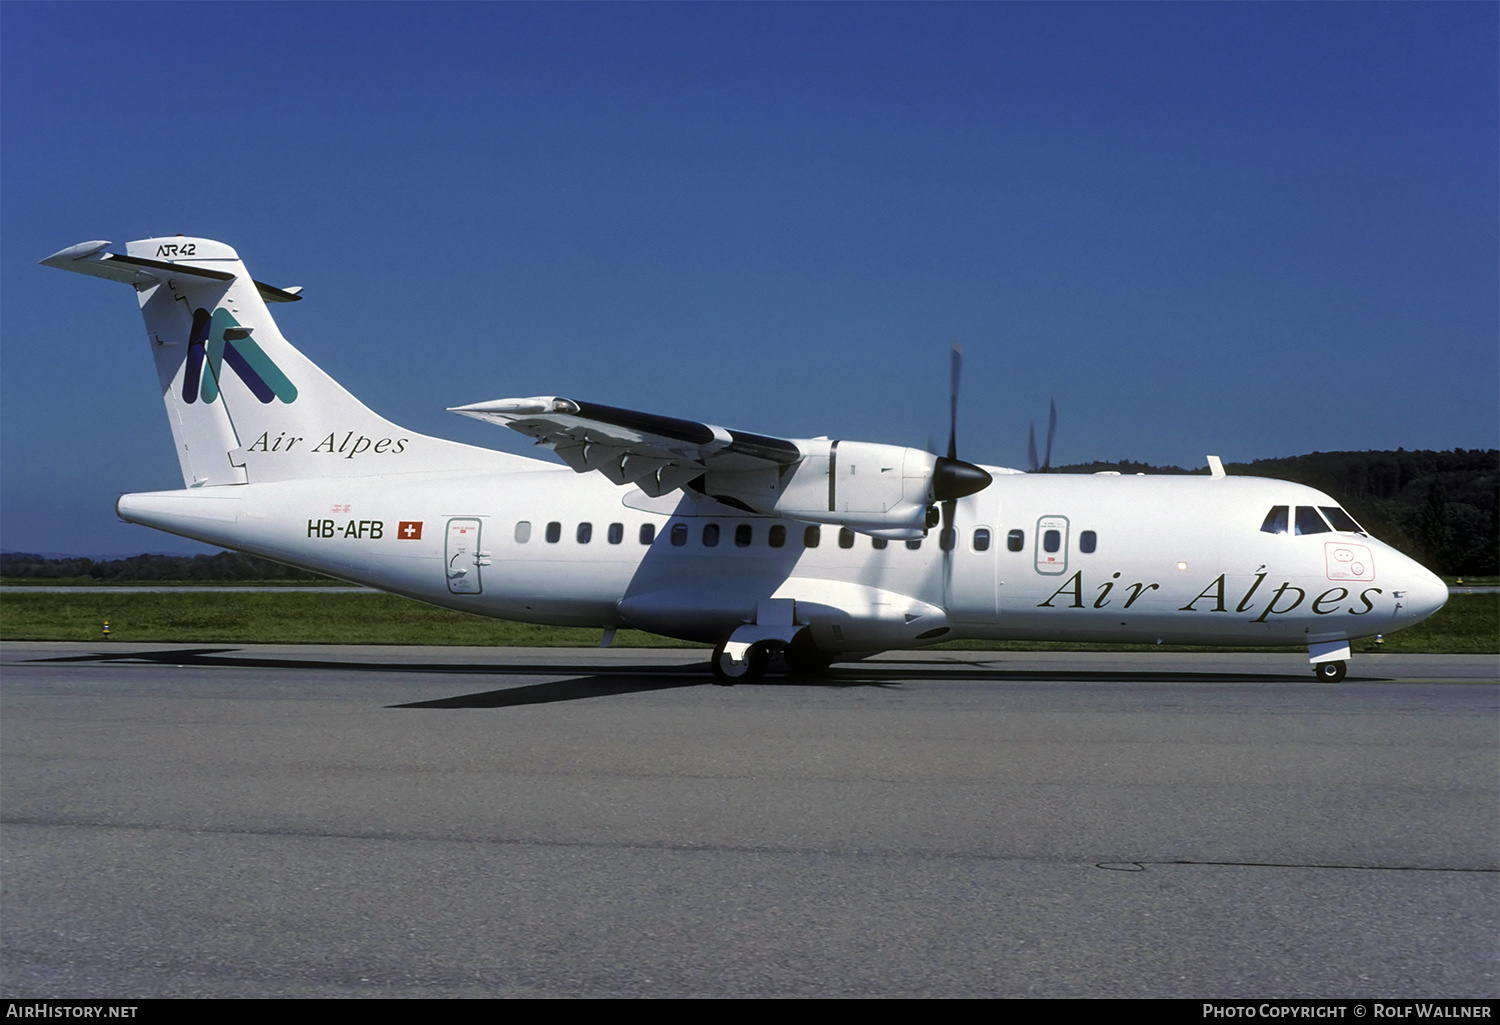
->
[42, 236, 1448, 683]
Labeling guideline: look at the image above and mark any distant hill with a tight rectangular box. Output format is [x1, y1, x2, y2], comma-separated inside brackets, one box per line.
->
[1054, 448, 1499, 575]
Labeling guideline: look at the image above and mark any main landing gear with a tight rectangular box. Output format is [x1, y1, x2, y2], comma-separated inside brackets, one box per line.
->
[1314, 660, 1347, 683]
[712, 639, 770, 685]
[711, 631, 834, 685]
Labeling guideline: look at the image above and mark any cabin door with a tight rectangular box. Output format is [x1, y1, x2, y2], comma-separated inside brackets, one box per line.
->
[445, 518, 485, 594]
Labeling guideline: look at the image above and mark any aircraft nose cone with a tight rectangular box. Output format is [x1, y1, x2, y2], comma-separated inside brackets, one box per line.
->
[1398, 562, 1449, 625]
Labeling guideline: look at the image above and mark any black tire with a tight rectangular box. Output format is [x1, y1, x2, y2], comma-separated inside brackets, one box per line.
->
[1314, 660, 1347, 682]
[784, 631, 833, 677]
[712, 640, 769, 685]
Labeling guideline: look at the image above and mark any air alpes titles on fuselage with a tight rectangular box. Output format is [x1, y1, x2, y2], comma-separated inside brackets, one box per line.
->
[1037, 570, 1387, 622]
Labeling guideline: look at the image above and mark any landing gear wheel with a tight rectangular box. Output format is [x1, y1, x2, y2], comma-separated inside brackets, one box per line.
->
[784, 632, 833, 677]
[1314, 660, 1347, 682]
[712, 640, 769, 685]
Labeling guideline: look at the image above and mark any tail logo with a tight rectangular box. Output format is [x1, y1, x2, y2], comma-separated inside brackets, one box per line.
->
[182, 308, 298, 405]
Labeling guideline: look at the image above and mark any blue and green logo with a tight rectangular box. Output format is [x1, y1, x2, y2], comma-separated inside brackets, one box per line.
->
[182, 307, 297, 404]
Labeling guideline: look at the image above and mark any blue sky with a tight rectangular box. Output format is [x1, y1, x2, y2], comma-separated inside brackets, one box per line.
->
[3, 2, 1495, 555]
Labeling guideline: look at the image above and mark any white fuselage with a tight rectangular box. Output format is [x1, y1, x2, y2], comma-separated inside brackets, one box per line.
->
[116, 462, 1449, 654]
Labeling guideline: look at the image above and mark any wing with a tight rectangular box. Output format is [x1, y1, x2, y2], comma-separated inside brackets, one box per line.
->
[450, 397, 801, 498]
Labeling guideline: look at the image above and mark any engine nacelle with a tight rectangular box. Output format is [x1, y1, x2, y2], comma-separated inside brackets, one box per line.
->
[702, 440, 990, 538]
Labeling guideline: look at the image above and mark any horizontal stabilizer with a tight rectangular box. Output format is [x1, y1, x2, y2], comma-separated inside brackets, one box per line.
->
[40, 241, 302, 302]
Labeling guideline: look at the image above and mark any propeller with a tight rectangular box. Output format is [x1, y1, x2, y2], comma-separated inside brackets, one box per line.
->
[932, 345, 992, 552]
[1027, 395, 1058, 472]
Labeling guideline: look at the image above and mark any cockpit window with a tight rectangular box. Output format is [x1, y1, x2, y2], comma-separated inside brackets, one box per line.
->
[1260, 506, 1288, 534]
[1294, 506, 1331, 535]
[1319, 506, 1366, 534]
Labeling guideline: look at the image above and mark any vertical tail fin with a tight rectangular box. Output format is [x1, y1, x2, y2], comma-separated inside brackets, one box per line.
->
[43, 237, 512, 487]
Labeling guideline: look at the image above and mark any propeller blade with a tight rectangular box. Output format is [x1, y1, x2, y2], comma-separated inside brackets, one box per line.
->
[1027, 422, 1039, 473]
[1044, 395, 1057, 471]
[947, 345, 962, 461]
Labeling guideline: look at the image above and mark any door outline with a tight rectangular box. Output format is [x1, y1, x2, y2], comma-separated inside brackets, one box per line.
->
[446, 518, 484, 594]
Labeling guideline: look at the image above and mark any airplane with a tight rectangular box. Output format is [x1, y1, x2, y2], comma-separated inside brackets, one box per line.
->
[41, 236, 1449, 684]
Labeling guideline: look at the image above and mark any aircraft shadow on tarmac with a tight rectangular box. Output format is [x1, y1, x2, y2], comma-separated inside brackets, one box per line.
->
[26, 647, 1316, 708]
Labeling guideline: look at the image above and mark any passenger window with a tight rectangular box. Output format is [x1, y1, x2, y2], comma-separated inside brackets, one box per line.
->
[1079, 530, 1097, 554]
[545, 521, 561, 544]
[1294, 506, 1331, 535]
[1260, 506, 1289, 534]
[703, 524, 720, 547]
[769, 525, 786, 548]
[872, 537, 888, 550]
[839, 528, 855, 549]
[576, 522, 592, 544]
[1320, 506, 1366, 534]
[670, 523, 687, 546]
[1007, 529, 1024, 552]
[608, 522, 623, 544]
[640, 523, 656, 545]
[906, 538, 922, 550]
[1043, 529, 1061, 553]
[939, 528, 956, 551]
[804, 525, 821, 548]
[973, 528, 991, 552]
[514, 521, 531, 544]
[735, 524, 752, 547]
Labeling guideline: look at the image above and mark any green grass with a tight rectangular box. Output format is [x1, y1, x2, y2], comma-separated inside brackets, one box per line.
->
[0, 578, 360, 587]
[2, 589, 1494, 653]
[0, 591, 704, 647]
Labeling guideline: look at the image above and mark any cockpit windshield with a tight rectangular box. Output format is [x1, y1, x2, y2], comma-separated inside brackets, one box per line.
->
[1261, 504, 1367, 536]
[1294, 506, 1330, 535]
[1260, 506, 1289, 534]
[1319, 506, 1367, 535]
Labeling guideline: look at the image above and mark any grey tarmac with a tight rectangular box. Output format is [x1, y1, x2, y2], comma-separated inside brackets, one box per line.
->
[2, 643, 1496, 998]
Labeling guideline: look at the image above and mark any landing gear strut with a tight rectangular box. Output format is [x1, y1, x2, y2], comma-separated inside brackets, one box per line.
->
[1313, 660, 1347, 682]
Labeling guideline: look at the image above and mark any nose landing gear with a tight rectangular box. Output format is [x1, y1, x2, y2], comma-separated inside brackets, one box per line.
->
[1309, 639, 1351, 683]
[1314, 660, 1347, 682]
